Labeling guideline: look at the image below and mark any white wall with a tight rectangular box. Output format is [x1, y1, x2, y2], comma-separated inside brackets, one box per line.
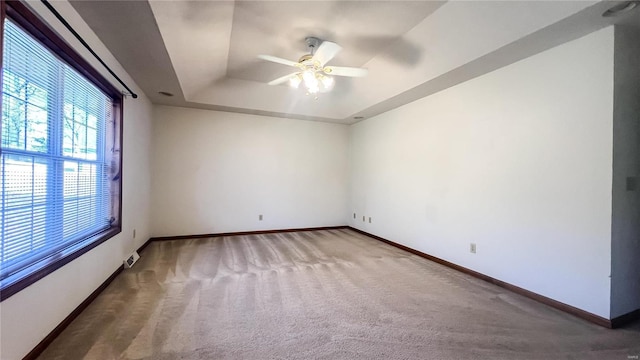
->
[349, 28, 614, 318]
[151, 106, 349, 237]
[610, 24, 640, 319]
[0, 2, 153, 359]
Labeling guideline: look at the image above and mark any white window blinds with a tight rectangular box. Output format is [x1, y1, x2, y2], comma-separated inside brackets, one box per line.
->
[1, 18, 119, 282]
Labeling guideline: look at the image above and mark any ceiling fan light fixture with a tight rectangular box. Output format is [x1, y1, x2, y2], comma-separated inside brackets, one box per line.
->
[321, 76, 334, 91]
[289, 76, 302, 88]
[300, 69, 336, 95]
[286, 68, 334, 94]
[306, 80, 320, 94]
[302, 69, 317, 84]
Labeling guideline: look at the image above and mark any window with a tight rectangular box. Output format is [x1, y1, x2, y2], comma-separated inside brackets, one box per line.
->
[0, 1, 122, 300]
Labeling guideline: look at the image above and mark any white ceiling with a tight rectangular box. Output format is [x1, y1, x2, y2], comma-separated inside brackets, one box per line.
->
[69, 0, 639, 124]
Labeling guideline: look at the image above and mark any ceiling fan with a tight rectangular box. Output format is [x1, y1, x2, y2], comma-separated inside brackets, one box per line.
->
[258, 37, 368, 95]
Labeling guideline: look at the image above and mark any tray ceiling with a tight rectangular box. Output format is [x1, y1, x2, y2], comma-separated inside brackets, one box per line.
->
[68, 0, 638, 124]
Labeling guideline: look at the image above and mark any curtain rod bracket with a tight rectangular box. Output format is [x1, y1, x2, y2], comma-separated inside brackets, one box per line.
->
[122, 91, 138, 99]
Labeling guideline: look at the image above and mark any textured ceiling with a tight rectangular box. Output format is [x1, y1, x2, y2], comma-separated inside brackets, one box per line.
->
[69, 0, 639, 124]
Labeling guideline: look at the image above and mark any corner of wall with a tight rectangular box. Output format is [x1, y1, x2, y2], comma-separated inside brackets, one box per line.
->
[610, 24, 640, 318]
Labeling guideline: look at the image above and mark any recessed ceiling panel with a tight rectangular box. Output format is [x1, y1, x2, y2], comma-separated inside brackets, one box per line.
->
[69, 0, 636, 123]
[226, 1, 445, 83]
[149, 0, 235, 99]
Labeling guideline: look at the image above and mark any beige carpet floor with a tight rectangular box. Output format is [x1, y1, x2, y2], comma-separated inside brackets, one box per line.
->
[37, 228, 640, 360]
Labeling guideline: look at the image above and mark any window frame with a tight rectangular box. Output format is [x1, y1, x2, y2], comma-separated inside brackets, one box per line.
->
[0, 0, 123, 301]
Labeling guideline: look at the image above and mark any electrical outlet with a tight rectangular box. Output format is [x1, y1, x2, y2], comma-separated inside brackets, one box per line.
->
[133, 229, 136, 238]
[259, 214, 263, 221]
[368, 217, 371, 223]
[353, 213, 356, 219]
[470, 243, 476, 254]
[362, 216, 365, 222]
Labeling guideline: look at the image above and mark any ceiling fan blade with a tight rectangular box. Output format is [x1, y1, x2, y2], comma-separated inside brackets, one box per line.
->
[268, 72, 300, 86]
[258, 55, 301, 68]
[312, 41, 342, 67]
[323, 66, 368, 77]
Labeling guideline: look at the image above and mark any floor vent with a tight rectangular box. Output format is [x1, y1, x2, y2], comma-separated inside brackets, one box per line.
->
[124, 251, 140, 269]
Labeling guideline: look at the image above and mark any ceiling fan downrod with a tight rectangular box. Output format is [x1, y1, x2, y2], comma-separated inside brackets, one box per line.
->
[305, 36, 321, 56]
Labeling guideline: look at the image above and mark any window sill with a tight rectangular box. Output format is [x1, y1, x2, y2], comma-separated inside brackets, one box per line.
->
[0, 226, 121, 302]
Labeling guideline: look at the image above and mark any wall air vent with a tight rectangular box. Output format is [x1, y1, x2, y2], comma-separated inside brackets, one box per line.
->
[124, 251, 140, 269]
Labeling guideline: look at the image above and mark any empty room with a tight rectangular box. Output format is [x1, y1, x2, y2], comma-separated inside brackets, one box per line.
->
[1, 0, 639, 359]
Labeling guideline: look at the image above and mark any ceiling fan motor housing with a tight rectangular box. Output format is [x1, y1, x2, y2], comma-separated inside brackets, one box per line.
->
[298, 54, 314, 63]
[305, 36, 322, 54]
